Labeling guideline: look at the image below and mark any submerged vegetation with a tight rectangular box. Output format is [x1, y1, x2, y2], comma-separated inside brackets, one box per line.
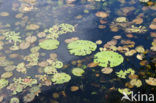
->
[0, 0, 155, 103]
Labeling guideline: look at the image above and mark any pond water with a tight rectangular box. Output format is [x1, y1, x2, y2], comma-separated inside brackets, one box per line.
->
[0, 0, 156, 103]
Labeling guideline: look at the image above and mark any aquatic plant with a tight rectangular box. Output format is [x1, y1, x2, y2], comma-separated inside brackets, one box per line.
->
[52, 60, 63, 69]
[44, 66, 58, 74]
[139, 0, 149, 3]
[24, 52, 39, 66]
[2, 31, 21, 46]
[72, 68, 85, 76]
[51, 73, 71, 84]
[39, 39, 60, 50]
[16, 62, 27, 74]
[10, 97, 19, 103]
[23, 93, 35, 103]
[0, 79, 9, 89]
[115, 17, 127, 23]
[130, 79, 142, 87]
[7, 77, 37, 94]
[67, 40, 97, 56]
[44, 23, 75, 39]
[145, 77, 156, 86]
[94, 51, 124, 67]
[1, 72, 13, 79]
[125, 25, 147, 33]
[29, 85, 41, 96]
[118, 88, 132, 95]
[101, 67, 113, 74]
[116, 68, 135, 79]
[116, 70, 127, 79]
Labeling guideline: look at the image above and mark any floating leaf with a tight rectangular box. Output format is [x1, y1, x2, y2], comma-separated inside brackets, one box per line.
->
[67, 40, 97, 56]
[94, 51, 124, 67]
[0, 79, 8, 89]
[39, 39, 60, 50]
[72, 68, 85, 76]
[51, 73, 71, 84]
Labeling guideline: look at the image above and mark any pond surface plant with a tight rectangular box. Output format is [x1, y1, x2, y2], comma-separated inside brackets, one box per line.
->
[39, 39, 60, 50]
[94, 51, 124, 67]
[51, 73, 71, 84]
[67, 40, 97, 56]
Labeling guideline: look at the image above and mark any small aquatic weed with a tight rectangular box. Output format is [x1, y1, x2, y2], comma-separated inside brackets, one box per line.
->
[116, 70, 127, 79]
[2, 31, 21, 46]
[116, 68, 135, 79]
[94, 51, 124, 67]
[7, 77, 37, 94]
[67, 40, 97, 56]
[0, 79, 9, 89]
[10, 97, 19, 103]
[72, 68, 85, 76]
[51, 73, 71, 84]
[44, 23, 75, 39]
[39, 39, 60, 50]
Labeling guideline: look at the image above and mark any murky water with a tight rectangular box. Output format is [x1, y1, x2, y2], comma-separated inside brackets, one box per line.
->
[0, 0, 156, 103]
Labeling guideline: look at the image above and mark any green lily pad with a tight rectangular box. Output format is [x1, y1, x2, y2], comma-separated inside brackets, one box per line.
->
[39, 39, 60, 50]
[67, 40, 97, 56]
[0, 79, 9, 89]
[51, 73, 71, 84]
[94, 51, 124, 67]
[72, 68, 85, 76]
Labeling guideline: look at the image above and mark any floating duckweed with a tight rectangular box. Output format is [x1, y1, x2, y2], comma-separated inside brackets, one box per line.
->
[94, 51, 124, 67]
[51, 73, 71, 84]
[0, 79, 9, 89]
[39, 39, 60, 50]
[67, 40, 97, 56]
[10, 97, 19, 103]
[72, 68, 85, 76]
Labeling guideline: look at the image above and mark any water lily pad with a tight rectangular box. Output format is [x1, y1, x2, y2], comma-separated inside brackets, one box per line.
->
[94, 51, 124, 67]
[101, 67, 113, 74]
[0, 79, 9, 89]
[39, 39, 60, 50]
[10, 97, 19, 103]
[72, 68, 85, 76]
[67, 40, 97, 56]
[145, 77, 156, 86]
[51, 73, 71, 84]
